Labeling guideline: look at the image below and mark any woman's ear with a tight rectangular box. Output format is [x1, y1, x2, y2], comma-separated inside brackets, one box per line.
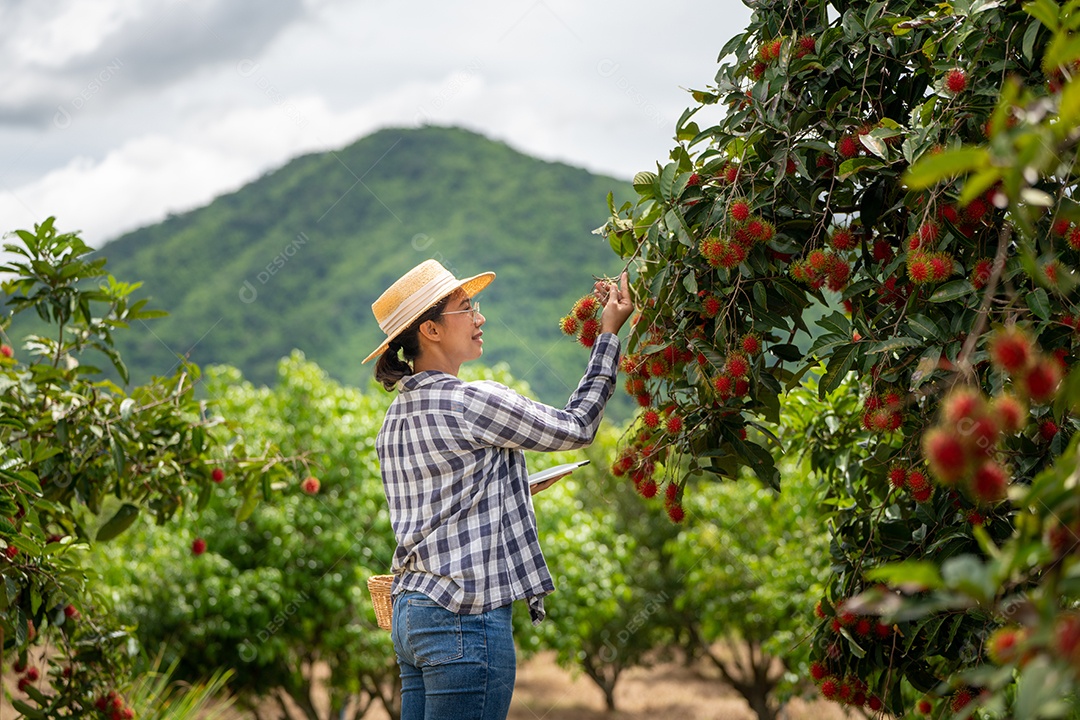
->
[418, 319, 440, 342]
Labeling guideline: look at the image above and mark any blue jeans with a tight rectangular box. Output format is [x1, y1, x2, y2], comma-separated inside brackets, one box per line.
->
[392, 591, 516, 720]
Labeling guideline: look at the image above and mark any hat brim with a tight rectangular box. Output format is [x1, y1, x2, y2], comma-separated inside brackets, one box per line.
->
[362, 271, 495, 364]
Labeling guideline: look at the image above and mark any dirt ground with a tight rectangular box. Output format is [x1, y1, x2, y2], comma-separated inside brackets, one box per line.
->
[2, 650, 857, 720]
[305, 650, 857, 720]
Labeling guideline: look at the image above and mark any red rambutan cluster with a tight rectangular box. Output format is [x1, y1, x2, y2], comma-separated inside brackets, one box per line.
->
[861, 390, 904, 433]
[560, 294, 603, 348]
[791, 251, 851, 292]
[988, 326, 1063, 403]
[829, 225, 857, 252]
[906, 251, 955, 284]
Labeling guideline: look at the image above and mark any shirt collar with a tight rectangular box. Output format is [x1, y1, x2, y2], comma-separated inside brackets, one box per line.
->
[400, 370, 456, 392]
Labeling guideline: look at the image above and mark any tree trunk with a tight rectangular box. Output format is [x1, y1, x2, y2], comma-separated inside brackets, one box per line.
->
[581, 654, 621, 711]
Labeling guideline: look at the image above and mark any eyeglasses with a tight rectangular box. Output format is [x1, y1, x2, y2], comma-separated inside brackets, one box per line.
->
[442, 300, 481, 323]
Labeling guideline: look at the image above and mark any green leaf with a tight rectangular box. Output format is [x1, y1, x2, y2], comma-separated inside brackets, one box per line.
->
[11, 701, 44, 718]
[96, 503, 140, 542]
[903, 147, 989, 189]
[1023, 17, 1042, 62]
[907, 314, 943, 340]
[236, 490, 259, 522]
[1023, 0, 1059, 31]
[929, 279, 974, 302]
[820, 343, 859, 399]
[837, 157, 884, 180]
[1028, 287, 1051, 320]
[867, 336, 922, 354]
[866, 561, 943, 589]
[769, 343, 803, 362]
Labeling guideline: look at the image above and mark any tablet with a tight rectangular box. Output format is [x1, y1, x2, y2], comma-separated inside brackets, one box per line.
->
[528, 460, 591, 485]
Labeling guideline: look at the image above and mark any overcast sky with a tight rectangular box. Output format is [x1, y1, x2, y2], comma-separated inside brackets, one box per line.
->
[0, 0, 750, 245]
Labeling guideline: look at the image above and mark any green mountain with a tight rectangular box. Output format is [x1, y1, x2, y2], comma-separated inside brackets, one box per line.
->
[96, 126, 635, 413]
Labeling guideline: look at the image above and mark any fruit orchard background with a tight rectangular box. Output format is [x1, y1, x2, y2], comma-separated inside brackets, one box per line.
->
[594, 0, 1080, 716]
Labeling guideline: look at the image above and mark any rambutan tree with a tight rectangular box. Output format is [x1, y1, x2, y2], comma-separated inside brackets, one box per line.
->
[0, 219, 297, 714]
[596, 0, 1080, 715]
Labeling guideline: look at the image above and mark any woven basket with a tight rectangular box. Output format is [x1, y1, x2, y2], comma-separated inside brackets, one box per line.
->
[367, 574, 395, 631]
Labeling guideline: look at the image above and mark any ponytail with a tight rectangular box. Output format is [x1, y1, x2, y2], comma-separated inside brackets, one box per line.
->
[373, 295, 452, 391]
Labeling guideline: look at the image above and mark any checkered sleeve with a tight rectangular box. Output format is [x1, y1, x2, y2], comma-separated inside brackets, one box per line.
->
[461, 332, 620, 451]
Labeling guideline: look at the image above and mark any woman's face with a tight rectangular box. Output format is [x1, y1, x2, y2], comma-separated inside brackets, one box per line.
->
[438, 291, 487, 365]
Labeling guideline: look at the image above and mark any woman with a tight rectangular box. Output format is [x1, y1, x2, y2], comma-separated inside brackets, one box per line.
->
[362, 259, 632, 719]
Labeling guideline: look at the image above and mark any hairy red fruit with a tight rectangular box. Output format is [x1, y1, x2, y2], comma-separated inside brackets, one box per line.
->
[814, 599, 827, 619]
[730, 200, 751, 223]
[917, 699, 933, 715]
[942, 387, 984, 424]
[837, 135, 861, 158]
[559, 315, 579, 335]
[907, 469, 929, 492]
[810, 661, 828, 681]
[989, 327, 1033, 374]
[713, 374, 734, 396]
[734, 378, 750, 396]
[1053, 218, 1072, 236]
[211, 467, 225, 483]
[993, 394, 1028, 433]
[855, 618, 872, 636]
[573, 295, 599, 320]
[666, 503, 685, 523]
[0, 345, 11, 359]
[740, 333, 762, 356]
[928, 253, 954, 281]
[796, 35, 817, 58]
[726, 353, 750, 378]
[923, 428, 968, 484]
[1022, 358, 1061, 403]
[972, 258, 993, 289]
[907, 255, 932, 284]
[950, 688, 974, 713]
[971, 461, 1008, 503]
[724, 164, 740, 184]
[635, 393, 652, 407]
[1068, 226, 1080, 251]
[738, 427, 748, 440]
[830, 227, 857, 251]
[874, 622, 892, 639]
[987, 626, 1022, 664]
[642, 409, 660, 429]
[1040, 419, 1060, 441]
[945, 68, 968, 93]
[820, 678, 840, 700]
[941, 204, 960, 224]
[665, 414, 684, 434]
[888, 465, 908, 489]
[868, 696, 883, 712]
[967, 509, 985, 526]
[912, 484, 934, 503]
[192, 538, 207, 556]
[639, 479, 658, 498]
[965, 197, 989, 222]
[872, 239, 894, 263]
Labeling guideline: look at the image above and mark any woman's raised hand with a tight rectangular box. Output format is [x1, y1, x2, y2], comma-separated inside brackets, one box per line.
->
[597, 271, 633, 335]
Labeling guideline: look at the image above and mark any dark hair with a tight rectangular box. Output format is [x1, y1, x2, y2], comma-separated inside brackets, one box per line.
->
[374, 294, 453, 391]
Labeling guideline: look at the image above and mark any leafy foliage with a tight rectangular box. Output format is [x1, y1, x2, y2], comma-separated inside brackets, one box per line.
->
[0, 219, 293, 715]
[596, 0, 1080, 715]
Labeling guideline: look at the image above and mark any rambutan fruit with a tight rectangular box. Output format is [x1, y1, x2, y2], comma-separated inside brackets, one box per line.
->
[734, 378, 750, 396]
[820, 678, 840, 700]
[971, 460, 1008, 503]
[796, 35, 817, 58]
[837, 135, 861, 159]
[559, 315, 580, 335]
[923, 428, 968, 484]
[713, 374, 734, 396]
[1023, 358, 1062, 403]
[917, 699, 933, 715]
[989, 327, 1033, 374]
[928, 253, 954, 281]
[741, 333, 762, 356]
[1040, 418, 1059, 440]
[993, 394, 1027, 432]
[941, 203, 960, 224]
[912, 484, 934, 503]
[810, 661, 828, 681]
[972, 258, 993, 290]
[642, 409, 660, 429]
[702, 295, 722, 318]
[1068, 227, 1080, 251]
[872, 239, 894, 263]
[573, 295, 600, 320]
[942, 387, 985, 424]
[1053, 218, 1072, 236]
[907, 255, 932, 284]
[888, 465, 908, 489]
[665, 414, 684, 433]
[987, 626, 1023, 665]
[830, 227, 857, 251]
[965, 197, 989, 222]
[667, 502, 685, 523]
[945, 69, 968, 93]
[730, 200, 751, 223]
[726, 353, 750, 378]
[950, 688, 974, 713]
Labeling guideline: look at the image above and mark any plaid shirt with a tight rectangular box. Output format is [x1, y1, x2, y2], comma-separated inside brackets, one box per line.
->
[376, 332, 620, 624]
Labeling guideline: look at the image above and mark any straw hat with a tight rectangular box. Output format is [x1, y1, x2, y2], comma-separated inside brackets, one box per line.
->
[362, 259, 494, 364]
